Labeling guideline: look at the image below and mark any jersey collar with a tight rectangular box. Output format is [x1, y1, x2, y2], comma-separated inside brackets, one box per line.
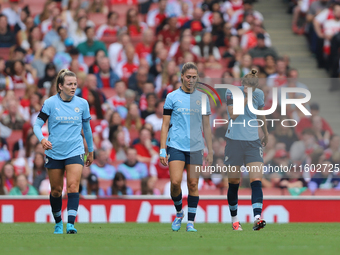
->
[57, 92, 74, 103]
[180, 86, 196, 94]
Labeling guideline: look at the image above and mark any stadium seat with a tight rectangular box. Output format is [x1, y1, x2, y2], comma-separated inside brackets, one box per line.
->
[126, 179, 141, 194]
[83, 56, 95, 67]
[199, 189, 222, 196]
[0, 48, 11, 60]
[204, 69, 226, 80]
[218, 47, 227, 56]
[88, 13, 106, 28]
[129, 127, 139, 142]
[154, 130, 161, 142]
[154, 178, 170, 194]
[111, 160, 124, 168]
[109, 0, 137, 4]
[130, 35, 144, 46]
[98, 179, 112, 192]
[6, 130, 23, 158]
[101, 35, 118, 48]
[252, 57, 266, 68]
[0, 161, 5, 172]
[100, 88, 116, 98]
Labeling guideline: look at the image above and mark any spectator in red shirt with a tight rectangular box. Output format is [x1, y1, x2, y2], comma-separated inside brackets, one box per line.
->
[158, 16, 181, 47]
[133, 127, 158, 166]
[177, 1, 192, 27]
[95, 57, 120, 88]
[181, 7, 205, 34]
[135, 29, 154, 60]
[126, 8, 148, 36]
[115, 44, 139, 82]
[96, 11, 120, 39]
[147, 0, 167, 28]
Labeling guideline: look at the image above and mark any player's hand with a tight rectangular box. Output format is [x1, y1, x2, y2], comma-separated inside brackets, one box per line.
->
[160, 156, 168, 166]
[159, 148, 168, 166]
[261, 134, 268, 147]
[85, 152, 94, 167]
[41, 138, 52, 150]
[206, 151, 213, 166]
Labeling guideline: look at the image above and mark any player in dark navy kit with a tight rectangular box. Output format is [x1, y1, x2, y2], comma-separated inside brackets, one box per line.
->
[33, 69, 94, 234]
[225, 69, 268, 231]
[160, 62, 213, 232]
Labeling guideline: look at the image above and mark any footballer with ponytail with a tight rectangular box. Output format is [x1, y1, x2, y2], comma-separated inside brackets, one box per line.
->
[160, 62, 213, 232]
[224, 68, 269, 232]
[33, 68, 94, 234]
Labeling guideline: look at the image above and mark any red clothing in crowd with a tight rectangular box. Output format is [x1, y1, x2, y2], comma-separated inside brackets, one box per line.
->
[135, 42, 152, 59]
[295, 117, 333, 138]
[133, 143, 170, 178]
[159, 29, 180, 47]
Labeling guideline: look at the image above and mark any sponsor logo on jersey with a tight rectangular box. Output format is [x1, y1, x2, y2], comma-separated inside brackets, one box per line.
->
[56, 116, 80, 121]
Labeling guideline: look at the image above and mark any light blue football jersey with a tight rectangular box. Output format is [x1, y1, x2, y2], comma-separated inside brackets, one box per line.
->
[40, 93, 91, 159]
[225, 86, 265, 141]
[164, 87, 211, 152]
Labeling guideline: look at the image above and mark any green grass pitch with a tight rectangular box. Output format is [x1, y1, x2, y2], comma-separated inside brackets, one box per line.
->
[0, 223, 339, 255]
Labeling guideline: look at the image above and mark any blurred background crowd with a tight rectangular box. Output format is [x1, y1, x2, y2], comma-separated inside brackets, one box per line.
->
[0, 0, 339, 197]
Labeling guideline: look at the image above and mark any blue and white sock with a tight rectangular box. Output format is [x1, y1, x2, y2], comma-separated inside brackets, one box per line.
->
[251, 181, 263, 220]
[50, 193, 62, 223]
[188, 195, 199, 222]
[67, 193, 79, 224]
[228, 183, 239, 222]
[171, 192, 183, 213]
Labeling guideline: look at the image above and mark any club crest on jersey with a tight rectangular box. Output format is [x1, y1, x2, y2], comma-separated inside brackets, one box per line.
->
[196, 100, 201, 105]
[74, 107, 80, 113]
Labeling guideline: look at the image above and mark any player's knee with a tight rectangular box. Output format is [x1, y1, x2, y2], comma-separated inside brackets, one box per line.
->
[50, 187, 62, 197]
[67, 182, 79, 193]
[228, 178, 240, 184]
[187, 181, 198, 193]
[250, 178, 262, 183]
[171, 181, 181, 192]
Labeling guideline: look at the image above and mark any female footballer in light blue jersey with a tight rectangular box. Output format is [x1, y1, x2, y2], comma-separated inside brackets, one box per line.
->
[225, 69, 268, 231]
[160, 62, 213, 232]
[33, 69, 94, 234]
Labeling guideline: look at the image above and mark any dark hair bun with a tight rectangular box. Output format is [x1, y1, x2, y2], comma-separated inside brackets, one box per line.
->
[251, 69, 258, 75]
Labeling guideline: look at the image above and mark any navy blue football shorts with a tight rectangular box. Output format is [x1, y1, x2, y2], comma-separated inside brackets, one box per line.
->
[45, 154, 85, 169]
[224, 138, 263, 166]
[167, 147, 203, 165]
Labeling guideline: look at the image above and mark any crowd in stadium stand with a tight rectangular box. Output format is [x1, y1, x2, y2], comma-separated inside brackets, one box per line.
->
[0, 0, 340, 197]
[289, 0, 340, 90]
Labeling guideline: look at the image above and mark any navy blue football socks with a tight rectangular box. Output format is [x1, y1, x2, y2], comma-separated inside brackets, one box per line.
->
[67, 193, 79, 224]
[187, 195, 199, 222]
[251, 180, 263, 218]
[228, 183, 239, 217]
[171, 192, 183, 212]
[50, 193, 62, 223]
